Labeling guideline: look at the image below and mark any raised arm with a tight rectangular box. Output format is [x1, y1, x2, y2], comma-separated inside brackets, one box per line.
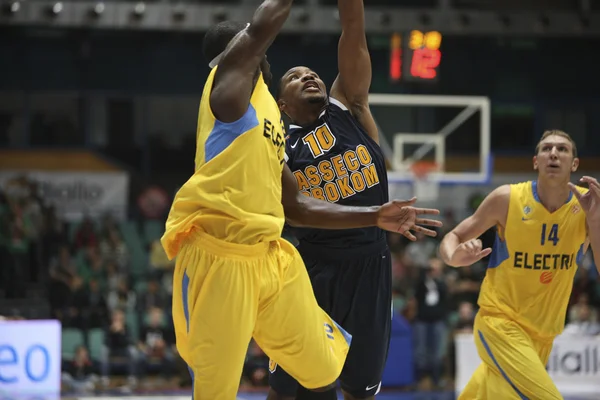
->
[569, 176, 600, 272]
[440, 185, 510, 267]
[210, 0, 293, 122]
[329, 0, 379, 142]
[281, 164, 442, 240]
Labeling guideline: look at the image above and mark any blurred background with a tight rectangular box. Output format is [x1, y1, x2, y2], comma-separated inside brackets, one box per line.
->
[0, 0, 600, 398]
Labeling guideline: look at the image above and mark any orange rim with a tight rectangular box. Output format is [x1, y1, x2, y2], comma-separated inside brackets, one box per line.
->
[410, 161, 439, 179]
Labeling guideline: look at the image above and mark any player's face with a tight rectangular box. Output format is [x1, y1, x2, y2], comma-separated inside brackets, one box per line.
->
[278, 66, 327, 108]
[533, 135, 579, 180]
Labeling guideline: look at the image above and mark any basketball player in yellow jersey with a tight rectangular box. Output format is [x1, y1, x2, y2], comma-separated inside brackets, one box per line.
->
[440, 130, 600, 400]
[161, 1, 442, 399]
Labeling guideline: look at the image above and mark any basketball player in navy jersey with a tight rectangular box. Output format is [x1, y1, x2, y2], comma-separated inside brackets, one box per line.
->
[267, 0, 441, 399]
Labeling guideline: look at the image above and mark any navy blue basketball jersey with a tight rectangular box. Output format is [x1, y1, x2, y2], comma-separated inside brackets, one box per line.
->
[285, 97, 389, 255]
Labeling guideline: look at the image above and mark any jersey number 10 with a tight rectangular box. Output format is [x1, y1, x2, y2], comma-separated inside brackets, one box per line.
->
[303, 124, 336, 158]
[540, 223, 560, 246]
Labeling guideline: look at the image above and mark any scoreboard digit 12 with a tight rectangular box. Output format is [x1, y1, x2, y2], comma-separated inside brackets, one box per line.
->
[390, 30, 442, 82]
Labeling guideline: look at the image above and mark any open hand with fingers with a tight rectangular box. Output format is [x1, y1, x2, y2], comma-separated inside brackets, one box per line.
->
[376, 197, 442, 240]
[568, 176, 600, 225]
[448, 238, 492, 267]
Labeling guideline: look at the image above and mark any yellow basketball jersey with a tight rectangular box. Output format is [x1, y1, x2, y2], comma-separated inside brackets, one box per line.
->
[162, 67, 287, 259]
[478, 181, 588, 338]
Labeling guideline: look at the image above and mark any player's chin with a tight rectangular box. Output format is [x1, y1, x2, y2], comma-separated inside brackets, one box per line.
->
[304, 92, 327, 105]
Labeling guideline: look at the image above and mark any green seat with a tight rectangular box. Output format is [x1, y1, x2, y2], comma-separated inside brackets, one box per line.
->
[134, 280, 148, 294]
[61, 328, 85, 360]
[120, 221, 148, 278]
[143, 220, 164, 245]
[88, 328, 105, 361]
[126, 311, 140, 342]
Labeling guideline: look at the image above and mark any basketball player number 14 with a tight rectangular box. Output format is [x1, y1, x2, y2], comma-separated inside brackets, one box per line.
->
[540, 223, 560, 246]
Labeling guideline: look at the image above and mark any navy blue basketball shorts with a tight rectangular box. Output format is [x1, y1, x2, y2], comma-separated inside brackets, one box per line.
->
[269, 247, 392, 398]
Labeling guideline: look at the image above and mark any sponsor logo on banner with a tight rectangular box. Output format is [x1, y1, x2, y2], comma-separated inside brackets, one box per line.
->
[0, 171, 129, 221]
[547, 345, 600, 375]
[455, 334, 600, 395]
[0, 320, 61, 395]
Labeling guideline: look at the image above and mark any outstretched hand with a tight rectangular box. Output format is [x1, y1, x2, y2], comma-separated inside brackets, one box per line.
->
[448, 239, 493, 267]
[377, 197, 442, 241]
[569, 176, 600, 225]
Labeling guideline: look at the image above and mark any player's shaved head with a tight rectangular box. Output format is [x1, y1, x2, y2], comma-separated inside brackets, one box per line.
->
[202, 21, 248, 65]
[535, 130, 577, 157]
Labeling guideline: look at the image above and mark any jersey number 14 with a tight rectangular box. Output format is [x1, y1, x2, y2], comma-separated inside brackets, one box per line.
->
[540, 223, 560, 246]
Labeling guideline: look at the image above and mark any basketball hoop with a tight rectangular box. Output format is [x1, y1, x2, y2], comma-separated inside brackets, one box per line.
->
[410, 161, 440, 202]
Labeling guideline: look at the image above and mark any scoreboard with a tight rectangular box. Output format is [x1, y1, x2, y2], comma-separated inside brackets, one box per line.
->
[390, 30, 442, 82]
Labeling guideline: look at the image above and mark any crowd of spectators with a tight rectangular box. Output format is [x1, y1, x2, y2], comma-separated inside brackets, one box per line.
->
[1, 177, 598, 394]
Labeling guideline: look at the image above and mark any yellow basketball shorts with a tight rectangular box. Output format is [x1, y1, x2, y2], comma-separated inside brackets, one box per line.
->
[458, 312, 562, 400]
[171, 230, 351, 400]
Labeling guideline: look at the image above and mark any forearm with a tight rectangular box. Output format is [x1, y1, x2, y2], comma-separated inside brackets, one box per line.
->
[439, 232, 461, 267]
[589, 221, 600, 272]
[338, 0, 364, 28]
[286, 195, 379, 229]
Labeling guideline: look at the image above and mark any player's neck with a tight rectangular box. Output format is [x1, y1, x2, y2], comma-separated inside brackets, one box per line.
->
[535, 178, 571, 212]
[292, 103, 326, 127]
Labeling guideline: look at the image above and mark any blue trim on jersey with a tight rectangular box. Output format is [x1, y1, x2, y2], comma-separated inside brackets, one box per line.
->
[532, 180, 573, 204]
[205, 104, 259, 162]
[182, 271, 190, 333]
[188, 366, 195, 399]
[487, 232, 509, 269]
[478, 330, 529, 400]
[576, 243, 585, 267]
[332, 319, 353, 346]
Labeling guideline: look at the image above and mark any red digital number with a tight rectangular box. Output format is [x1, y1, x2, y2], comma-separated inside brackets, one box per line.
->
[390, 48, 402, 81]
[410, 48, 441, 79]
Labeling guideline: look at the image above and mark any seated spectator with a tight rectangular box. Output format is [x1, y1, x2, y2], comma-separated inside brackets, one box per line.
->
[73, 217, 97, 251]
[138, 307, 175, 378]
[100, 228, 129, 271]
[78, 245, 104, 285]
[563, 303, 600, 336]
[48, 246, 78, 320]
[105, 261, 125, 293]
[66, 276, 89, 330]
[447, 265, 483, 308]
[87, 278, 109, 329]
[107, 279, 136, 313]
[101, 309, 138, 391]
[61, 345, 99, 394]
[403, 231, 438, 269]
[454, 301, 475, 334]
[138, 279, 166, 311]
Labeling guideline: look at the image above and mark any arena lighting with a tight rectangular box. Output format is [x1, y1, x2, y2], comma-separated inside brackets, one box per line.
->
[47, 2, 62, 15]
[172, 3, 185, 21]
[91, 2, 105, 17]
[2, 1, 20, 14]
[132, 1, 145, 18]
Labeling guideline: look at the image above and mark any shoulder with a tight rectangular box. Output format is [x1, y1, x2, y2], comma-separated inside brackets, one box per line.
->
[328, 97, 350, 112]
[487, 185, 511, 203]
